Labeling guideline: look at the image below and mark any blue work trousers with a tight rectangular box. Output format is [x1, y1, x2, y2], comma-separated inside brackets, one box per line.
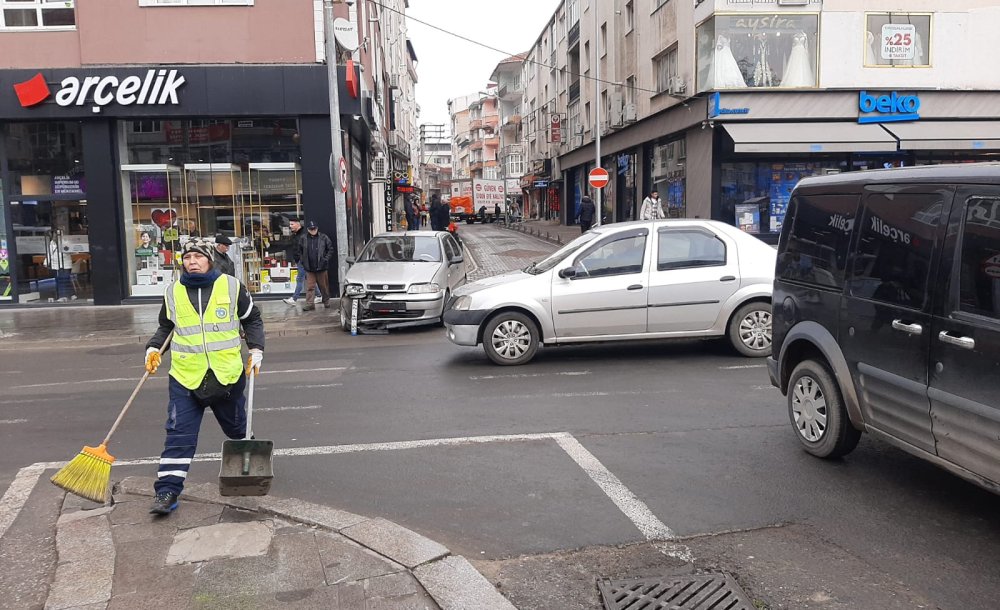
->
[154, 375, 247, 496]
[292, 262, 305, 299]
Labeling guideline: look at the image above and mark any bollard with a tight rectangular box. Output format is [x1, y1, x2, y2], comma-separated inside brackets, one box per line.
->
[545, 231, 550, 240]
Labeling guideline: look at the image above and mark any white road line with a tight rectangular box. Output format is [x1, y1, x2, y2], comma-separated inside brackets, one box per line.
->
[469, 371, 590, 381]
[718, 364, 766, 370]
[0, 465, 45, 540]
[0, 397, 75, 405]
[289, 383, 344, 389]
[553, 435, 676, 541]
[9, 367, 351, 389]
[256, 405, 323, 412]
[0, 419, 28, 424]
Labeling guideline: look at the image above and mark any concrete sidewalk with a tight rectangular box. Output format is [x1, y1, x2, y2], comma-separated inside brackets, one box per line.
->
[47, 477, 514, 610]
[502, 219, 582, 246]
[0, 300, 339, 350]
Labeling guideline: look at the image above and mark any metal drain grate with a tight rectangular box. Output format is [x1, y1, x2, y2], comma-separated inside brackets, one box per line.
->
[598, 573, 755, 610]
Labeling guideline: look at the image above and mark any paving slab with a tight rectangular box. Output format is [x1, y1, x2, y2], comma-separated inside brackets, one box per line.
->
[46, 510, 115, 610]
[341, 517, 449, 569]
[166, 521, 274, 564]
[414, 555, 517, 610]
[315, 529, 405, 585]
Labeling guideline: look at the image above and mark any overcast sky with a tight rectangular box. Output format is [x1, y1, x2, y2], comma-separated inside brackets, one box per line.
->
[406, 0, 561, 129]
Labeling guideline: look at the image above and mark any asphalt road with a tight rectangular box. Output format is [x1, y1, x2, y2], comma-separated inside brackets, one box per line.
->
[3, 224, 999, 609]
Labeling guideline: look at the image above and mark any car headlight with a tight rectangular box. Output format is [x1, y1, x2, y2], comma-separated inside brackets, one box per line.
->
[407, 282, 441, 294]
[345, 284, 366, 296]
[451, 295, 472, 310]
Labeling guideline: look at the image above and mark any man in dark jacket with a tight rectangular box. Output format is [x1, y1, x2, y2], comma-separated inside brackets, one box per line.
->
[282, 218, 305, 305]
[298, 220, 334, 311]
[430, 195, 450, 231]
[577, 195, 597, 232]
[143, 238, 264, 515]
[212, 234, 236, 276]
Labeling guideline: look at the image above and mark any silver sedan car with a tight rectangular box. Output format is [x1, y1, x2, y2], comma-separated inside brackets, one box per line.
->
[340, 232, 467, 331]
[444, 220, 776, 365]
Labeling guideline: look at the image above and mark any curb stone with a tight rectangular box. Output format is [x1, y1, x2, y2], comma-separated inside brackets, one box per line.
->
[108, 477, 512, 610]
[0, 323, 341, 350]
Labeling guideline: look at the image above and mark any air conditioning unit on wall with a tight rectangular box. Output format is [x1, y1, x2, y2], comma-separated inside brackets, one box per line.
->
[370, 153, 388, 182]
[668, 77, 687, 96]
[623, 103, 637, 124]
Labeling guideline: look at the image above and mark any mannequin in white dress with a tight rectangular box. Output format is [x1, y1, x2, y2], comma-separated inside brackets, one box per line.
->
[707, 34, 747, 89]
[781, 32, 814, 87]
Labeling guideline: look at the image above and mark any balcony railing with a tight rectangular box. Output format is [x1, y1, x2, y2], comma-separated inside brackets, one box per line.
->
[470, 140, 483, 151]
[503, 114, 522, 127]
[569, 80, 580, 102]
[390, 133, 411, 157]
[483, 115, 499, 130]
[469, 118, 483, 130]
[470, 161, 484, 171]
[502, 144, 523, 158]
[568, 22, 579, 48]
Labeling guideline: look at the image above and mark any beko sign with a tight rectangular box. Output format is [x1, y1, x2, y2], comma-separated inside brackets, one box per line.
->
[14, 69, 187, 112]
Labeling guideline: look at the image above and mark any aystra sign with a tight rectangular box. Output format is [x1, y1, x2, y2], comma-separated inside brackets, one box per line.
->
[858, 90, 920, 124]
[14, 69, 187, 112]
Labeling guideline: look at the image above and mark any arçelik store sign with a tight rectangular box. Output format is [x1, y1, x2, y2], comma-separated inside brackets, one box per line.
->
[14, 69, 186, 112]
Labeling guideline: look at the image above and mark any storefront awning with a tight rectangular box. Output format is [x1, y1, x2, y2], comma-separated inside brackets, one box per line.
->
[881, 121, 1000, 150]
[722, 122, 898, 153]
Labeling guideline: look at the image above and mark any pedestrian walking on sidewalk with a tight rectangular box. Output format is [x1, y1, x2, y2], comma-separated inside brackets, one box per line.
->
[577, 195, 596, 232]
[404, 198, 417, 231]
[143, 238, 264, 516]
[430, 194, 449, 231]
[282, 218, 305, 305]
[639, 191, 665, 221]
[212, 234, 236, 276]
[299, 220, 334, 311]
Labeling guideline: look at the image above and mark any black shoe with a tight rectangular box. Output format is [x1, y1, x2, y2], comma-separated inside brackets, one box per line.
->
[149, 491, 179, 515]
[302, 305, 316, 311]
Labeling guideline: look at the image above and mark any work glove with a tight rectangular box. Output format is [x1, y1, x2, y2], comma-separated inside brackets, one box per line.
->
[246, 348, 263, 376]
[145, 347, 161, 374]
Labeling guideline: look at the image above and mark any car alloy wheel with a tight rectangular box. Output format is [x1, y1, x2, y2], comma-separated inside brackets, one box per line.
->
[491, 319, 532, 360]
[739, 309, 772, 352]
[791, 374, 827, 442]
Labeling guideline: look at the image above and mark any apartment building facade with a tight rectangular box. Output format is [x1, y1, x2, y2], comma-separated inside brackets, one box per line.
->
[0, 0, 418, 306]
[520, 0, 1000, 238]
[490, 54, 526, 214]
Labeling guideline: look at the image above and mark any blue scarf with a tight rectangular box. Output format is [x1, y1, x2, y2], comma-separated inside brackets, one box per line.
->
[179, 268, 221, 289]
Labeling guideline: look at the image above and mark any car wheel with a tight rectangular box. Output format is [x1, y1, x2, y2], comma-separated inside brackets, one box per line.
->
[729, 302, 773, 357]
[482, 312, 539, 366]
[788, 359, 861, 459]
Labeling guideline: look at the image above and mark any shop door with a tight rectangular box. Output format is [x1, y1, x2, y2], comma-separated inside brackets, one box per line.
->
[11, 199, 91, 303]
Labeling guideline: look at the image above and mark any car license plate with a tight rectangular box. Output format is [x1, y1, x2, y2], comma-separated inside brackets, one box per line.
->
[370, 301, 406, 312]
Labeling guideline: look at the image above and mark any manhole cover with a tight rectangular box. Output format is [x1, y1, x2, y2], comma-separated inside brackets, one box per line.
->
[598, 574, 754, 610]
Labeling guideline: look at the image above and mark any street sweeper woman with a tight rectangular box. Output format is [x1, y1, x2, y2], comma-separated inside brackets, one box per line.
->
[143, 238, 265, 515]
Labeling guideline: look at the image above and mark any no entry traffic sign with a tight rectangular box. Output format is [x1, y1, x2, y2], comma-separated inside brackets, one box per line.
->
[338, 157, 349, 193]
[588, 167, 610, 189]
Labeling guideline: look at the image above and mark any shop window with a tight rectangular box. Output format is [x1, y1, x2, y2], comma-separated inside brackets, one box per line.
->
[654, 47, 679, 94]
[696, 14, 819, 90]
[0, 1, 75, 29]
[651, 139, 685, 218]
[120, 118, 302, 297]
[720, 161, 843, 234]
[139, 0, 253, 6]
[865, 13, 931, 67]
[957, 197, 1000, 320]
[0, 180, 10, 301]
[848, 192, 944, 309]
[4, 122, 85, 197]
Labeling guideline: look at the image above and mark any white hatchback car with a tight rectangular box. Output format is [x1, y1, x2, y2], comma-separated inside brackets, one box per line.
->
[444, 220, 776, 365]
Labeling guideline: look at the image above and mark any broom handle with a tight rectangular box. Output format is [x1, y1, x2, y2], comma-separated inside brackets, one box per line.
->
[102, 331, 174, 446]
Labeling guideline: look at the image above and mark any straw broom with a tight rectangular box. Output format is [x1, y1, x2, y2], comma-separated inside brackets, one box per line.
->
[51, 334, 172, 503]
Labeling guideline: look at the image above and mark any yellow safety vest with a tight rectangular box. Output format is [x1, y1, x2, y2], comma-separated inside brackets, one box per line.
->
[165, 275, 244, 390]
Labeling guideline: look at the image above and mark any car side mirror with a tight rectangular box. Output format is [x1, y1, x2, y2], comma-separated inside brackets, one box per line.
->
[450, 254, 464, 265]
[558, 266, 580, 279]
[345, 256, 355, 266]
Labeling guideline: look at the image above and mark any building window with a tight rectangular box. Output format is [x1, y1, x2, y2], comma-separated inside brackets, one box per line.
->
[654, 0, 670, 11]
[625, 76, 637, 108]
[696, 14, 819, 91]
[865, 13, 931, 67]
[507, 154, 523, 176]
[600, 23, 607, 57]
[0, 0, 75, 29]
[131, 120, 163, 134]
[484, 166, 498, 180]
[654, 47, 678, 93]
[139, 0, 254, 5]
[625, 1, 633, 33]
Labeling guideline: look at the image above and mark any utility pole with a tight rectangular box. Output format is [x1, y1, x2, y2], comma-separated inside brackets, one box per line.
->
[593, 0, 602, 227]
[324, 0, 350, 294]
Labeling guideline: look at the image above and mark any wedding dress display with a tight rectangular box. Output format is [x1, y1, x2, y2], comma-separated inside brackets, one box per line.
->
[752, 34, 773, 88]
[898, 30, 925, 66]
[865, 31, 884, 65]
[781, 32, 814, 87]
[706, 35, 747, 89]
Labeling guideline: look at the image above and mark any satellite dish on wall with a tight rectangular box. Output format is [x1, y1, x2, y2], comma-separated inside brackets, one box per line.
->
[334, 17, 360, 52]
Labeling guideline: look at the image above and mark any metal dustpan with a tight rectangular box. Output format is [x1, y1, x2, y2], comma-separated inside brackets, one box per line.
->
[219, 372, 273, 496]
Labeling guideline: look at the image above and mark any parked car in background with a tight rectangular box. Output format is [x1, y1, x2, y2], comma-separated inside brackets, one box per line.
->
[340, 232, 467, 331]
[768, 164, 1000, 494]
[444, 219, 776, 365]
